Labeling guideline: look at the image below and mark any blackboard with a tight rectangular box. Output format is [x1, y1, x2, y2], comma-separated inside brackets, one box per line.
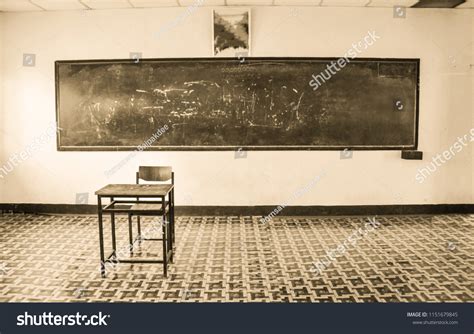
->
[55, 58, 419, 151]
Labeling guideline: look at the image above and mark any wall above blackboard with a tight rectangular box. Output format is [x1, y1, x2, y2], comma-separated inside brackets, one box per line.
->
[55, 57, 419, 151]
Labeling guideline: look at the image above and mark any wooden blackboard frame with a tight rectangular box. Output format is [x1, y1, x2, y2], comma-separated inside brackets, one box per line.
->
[55, 57, 420, 151]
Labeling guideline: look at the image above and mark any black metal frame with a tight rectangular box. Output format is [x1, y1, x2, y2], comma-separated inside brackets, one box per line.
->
[97, 187, 175, 278]
[55, 57, 420, 152]
[131, 171, 175, 246]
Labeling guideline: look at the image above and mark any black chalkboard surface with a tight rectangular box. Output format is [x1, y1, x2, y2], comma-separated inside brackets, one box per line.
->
[55, 58, 419, 151]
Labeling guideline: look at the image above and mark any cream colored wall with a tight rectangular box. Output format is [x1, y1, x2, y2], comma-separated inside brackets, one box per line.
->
[0, 12, 4, 203]
[0, 6, 472, 205]
[471, 12, 474, 205]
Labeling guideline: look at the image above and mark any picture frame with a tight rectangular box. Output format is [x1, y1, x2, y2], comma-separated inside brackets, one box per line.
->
[212, 8, 251, 57]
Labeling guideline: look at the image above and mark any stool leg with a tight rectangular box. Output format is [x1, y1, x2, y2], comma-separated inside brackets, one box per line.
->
[167, 212, 173, 263]
[162, 215, 167, 277]
[137, 216, 142, 243]
[98, 196, 105, 278]
[128, 214, 133, 252]
[111, 212, 117, 259]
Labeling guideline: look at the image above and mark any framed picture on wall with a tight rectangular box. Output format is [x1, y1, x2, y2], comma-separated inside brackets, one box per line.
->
[212, 8, 250, 57]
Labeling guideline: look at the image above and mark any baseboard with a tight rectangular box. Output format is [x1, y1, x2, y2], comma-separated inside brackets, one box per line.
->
[0, 203, 473, 216]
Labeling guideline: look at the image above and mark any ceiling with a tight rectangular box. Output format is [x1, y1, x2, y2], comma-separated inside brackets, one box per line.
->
[0, 0, 472, 12]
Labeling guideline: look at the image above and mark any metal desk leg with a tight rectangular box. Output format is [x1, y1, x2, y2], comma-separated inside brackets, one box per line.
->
[162, 221, 168, 277]
[167, 210, 173, 263]
[97, 196, 105, 278]
[128, 213, 133, 252]
[162, 197, 168, 277]
[110, 197, 117, 259]
[169, 189, 175, 247]
[137, 216, 142, 243]
[166, 193, 173, 262]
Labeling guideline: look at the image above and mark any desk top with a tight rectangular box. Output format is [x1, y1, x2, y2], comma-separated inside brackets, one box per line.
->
[95, 184, 173, 197]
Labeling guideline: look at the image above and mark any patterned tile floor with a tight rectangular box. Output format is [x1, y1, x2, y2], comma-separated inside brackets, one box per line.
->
[0, 213, 472, 302]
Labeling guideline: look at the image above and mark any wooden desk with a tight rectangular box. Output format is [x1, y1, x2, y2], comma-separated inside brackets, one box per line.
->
[95, 184, 175, 277]
[96, 184, 174, 197]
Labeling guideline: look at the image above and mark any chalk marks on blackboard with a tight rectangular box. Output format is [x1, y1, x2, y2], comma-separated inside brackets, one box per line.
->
[378, 62, 415, 77]
[309, 30, 381, 91]
[55, 58, 418, 150]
